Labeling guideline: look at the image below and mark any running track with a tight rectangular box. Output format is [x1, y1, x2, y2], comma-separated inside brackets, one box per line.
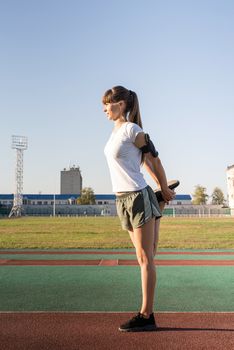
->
[0, 249, 233, 350]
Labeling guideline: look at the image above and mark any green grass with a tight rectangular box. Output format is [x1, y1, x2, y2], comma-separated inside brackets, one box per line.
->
[0, 216, 234, 249]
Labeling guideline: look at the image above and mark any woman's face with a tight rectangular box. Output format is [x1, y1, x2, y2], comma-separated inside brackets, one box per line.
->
[103, 101, 126, 121]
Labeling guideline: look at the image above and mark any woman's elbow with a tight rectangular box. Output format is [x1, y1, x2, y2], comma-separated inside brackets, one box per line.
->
[146, 153, 162, 165]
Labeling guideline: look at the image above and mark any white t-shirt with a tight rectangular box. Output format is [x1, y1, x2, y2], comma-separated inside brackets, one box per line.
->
[104, 122, 147, 193]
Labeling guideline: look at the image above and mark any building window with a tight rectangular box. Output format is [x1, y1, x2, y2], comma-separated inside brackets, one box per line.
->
[37, 201, 42, 205]
[44, 201, 48, 205]
[104, 201, 108, 204]
[177, 201, 182, 205]
[98, 201, 102, 205]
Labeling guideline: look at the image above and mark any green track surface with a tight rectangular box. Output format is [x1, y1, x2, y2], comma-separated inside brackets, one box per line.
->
[1, 248, 234, 252]
[1, 249, 233, 312]
[0, 265, 233, 312]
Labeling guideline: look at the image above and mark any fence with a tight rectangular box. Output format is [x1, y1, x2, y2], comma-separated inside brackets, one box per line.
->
[0, 204, 232, 218]
[163, 206, 231, 217]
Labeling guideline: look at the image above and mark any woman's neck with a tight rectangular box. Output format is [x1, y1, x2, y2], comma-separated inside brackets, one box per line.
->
[114, 116, 127, 129]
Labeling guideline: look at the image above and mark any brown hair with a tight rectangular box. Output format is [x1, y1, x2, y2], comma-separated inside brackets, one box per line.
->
[102, 86, 143, 129]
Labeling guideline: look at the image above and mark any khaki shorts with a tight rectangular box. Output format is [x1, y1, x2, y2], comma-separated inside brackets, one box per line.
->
[116, 185, 162, 231]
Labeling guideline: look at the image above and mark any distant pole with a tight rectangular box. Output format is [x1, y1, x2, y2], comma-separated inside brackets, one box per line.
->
[53, 194, 56, 217]
[173, 207, 176, 218]
[9, 135, 28, 218]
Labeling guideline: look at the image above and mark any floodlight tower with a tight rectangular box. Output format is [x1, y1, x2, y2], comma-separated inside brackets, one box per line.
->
[9, 135, 28, 218]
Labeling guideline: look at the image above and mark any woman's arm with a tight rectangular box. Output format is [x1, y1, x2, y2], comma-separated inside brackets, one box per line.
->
[143, 156, 160, 186]
[134, 132, 174, 203]
[144, 155, 174, 203]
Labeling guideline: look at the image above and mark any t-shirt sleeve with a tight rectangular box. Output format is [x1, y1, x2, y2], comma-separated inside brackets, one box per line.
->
[126, 123, 144, 142]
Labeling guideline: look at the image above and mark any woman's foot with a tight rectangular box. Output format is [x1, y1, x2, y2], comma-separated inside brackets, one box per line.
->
[119, 312, 157, 332]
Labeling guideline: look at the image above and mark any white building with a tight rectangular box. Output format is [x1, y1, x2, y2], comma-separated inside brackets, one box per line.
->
[60, 166, 82, 195]
[227, 164, 234, 215]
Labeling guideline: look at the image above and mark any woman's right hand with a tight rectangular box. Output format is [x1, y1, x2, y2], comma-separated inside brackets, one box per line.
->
[161, 187, 175, 203]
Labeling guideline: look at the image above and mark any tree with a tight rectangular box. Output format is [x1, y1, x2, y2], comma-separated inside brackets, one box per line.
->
[77, 187, 96, 205]
[192, 185, 209, 205]
[211, 187, 225, 205]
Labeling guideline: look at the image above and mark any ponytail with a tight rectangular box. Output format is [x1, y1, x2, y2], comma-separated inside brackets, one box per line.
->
[127, 90, 143, 129]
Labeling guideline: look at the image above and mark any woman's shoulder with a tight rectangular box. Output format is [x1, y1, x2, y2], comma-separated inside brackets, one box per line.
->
[125, 122, 143, 132]
[125, 122, 144, 141]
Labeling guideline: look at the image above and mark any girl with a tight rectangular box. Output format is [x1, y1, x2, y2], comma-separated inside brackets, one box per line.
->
[103, 86, 175, 332]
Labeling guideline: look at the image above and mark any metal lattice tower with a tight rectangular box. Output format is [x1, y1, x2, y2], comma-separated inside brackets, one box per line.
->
[9, 135, 28, 218]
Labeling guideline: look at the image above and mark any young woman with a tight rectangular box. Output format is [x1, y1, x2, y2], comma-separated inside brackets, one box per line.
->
[103, 86, 175, 332]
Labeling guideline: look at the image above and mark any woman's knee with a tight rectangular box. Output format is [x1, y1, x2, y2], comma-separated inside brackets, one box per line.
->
[136, 249, 154, 267]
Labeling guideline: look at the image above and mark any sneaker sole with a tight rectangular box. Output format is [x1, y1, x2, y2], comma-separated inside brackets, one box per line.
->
[118, 324, 157, 332]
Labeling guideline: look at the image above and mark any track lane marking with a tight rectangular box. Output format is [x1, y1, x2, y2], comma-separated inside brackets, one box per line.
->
[1, 259, 234, 266]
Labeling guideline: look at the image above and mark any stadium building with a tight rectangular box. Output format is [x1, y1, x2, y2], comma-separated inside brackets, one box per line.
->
[60, 166, 82, 195]
[1, 193, 231, 217]
[1, 193, 230, 217]
[227, 164, 234, 215]
[1, 161, 231, 217]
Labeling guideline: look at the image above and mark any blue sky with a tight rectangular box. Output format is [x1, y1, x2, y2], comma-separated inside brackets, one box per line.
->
[0, 0, 234, 199]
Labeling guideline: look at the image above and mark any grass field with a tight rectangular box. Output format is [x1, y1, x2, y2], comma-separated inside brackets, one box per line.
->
[0, 216, 234, 249]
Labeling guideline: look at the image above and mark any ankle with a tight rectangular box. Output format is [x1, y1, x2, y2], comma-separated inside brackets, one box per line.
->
[140, 312, 152, 319]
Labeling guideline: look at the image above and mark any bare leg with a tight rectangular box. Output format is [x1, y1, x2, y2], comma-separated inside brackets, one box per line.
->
[128, 228, 135, 249]
[128, 203, 165, 316]
[133, 219, 156, 317]
[153, 201, 166, 256]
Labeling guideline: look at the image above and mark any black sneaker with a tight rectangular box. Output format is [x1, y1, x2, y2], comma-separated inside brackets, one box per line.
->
[119, 313, 157, 332]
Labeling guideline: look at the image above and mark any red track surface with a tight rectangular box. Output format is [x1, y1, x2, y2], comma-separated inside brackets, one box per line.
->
[0, 259, 234, 266]
[1, 312, 233, 350]
[0, 250, 234, 255]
